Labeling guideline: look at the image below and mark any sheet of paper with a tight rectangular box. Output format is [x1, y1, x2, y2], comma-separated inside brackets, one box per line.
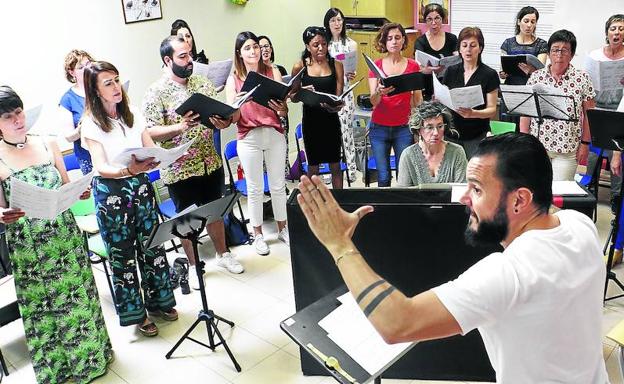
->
[432, 74, 454, 109]
[318, 293, 414, 375]
[532, 83, 570, 120]
[552, 181, 587, 196]
[433, 75, 483, 110]
[192, 59, 233, 88]
[112, 140, 194, 171]
[451, 184, 468, 203]
[525, 54, 545, 70]
[500, 84, 539, 117]
[584, 56, 624, 92]
[363, 54, 385, 79]
[618, 97, 624, 112]
[335, 50, 358, 74]
[416, 50, 440, 67]
[10, 171, 94, 220]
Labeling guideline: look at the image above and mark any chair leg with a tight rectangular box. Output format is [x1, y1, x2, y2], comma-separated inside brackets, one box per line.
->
[101, 259, 118, 314]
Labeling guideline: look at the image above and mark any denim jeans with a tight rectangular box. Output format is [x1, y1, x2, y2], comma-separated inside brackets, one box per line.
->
[369, 122, 413, 187]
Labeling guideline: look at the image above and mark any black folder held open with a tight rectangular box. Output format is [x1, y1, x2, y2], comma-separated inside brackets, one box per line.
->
[240, 68, 304, 108]
[363, 53, 424, 96]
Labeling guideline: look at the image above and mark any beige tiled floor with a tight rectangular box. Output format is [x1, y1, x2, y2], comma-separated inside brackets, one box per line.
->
[2, 180, 624, 383]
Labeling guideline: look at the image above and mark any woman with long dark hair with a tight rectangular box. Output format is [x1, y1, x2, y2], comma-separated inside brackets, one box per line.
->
[225, 31, 289, 255]
[324, 7, 358, 182]
[82, 61, 178, 337]
[292, 26, 345, 189]
[170, 19, 208, 63]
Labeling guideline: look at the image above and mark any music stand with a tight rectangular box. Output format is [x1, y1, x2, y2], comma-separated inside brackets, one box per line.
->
[587, 108, 624, 301]
[499, 86, 578, 139]
[144, 193, 242, 371]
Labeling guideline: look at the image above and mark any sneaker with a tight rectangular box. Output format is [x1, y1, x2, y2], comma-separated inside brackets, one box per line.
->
[278, 227, 290, 246]
[253, 234, 270, 256]
[216, 252, 244, 274]
[188, 267, 203, 291]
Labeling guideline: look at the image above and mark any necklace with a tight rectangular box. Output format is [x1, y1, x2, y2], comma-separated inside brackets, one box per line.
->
[3, 137, 27, 149]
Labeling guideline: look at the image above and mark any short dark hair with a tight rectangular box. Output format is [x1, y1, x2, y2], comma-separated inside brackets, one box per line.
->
[473, 133, 553, 214]
[514, 6, 539, 35]
[160, 35, 186, 65]
[171, 19, 199, 58]
[423, 3, 447, 21]
[0, 86, 23, 115]
[374, 23, 408, 53]
[323, 8, 347, 43]
[548, 29, 577, 56]
[257, 35, 275, 63]
[457, 27, 485, 64]
[605, 14, 624, 44]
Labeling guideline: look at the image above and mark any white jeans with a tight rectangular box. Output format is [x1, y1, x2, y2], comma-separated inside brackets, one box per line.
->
[548, 151, 578, 181]
[237, 127, 287, 227]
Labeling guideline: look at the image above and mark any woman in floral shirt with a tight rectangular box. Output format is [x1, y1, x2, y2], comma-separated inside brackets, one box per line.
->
[520, 30, 596, 181]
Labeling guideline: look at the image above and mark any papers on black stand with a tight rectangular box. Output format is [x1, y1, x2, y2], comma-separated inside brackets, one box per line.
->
[432, 75, 484, 111]
[363, 53, 424, 96]
[415, 50, 461, 75]
[295, 79, 362, 107]
[500, 54, 544, 77]
[500, 83, 569, 120]
[192, 59, 233, 88]
[175, 85, 258, 127]
[240, 68, 304, 108]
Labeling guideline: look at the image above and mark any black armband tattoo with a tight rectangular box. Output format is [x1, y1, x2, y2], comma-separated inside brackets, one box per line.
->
[356, 279, 386, 304]
[363, 286, 396, 318]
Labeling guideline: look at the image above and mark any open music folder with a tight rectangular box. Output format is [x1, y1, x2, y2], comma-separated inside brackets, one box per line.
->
[240, 67, 304, 108]
[363, 53, 424, 96]
[295, 79, 362, 107]
[174, 85, 258, 126]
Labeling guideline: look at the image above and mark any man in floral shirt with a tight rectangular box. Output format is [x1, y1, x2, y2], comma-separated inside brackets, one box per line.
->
[520, 29, 596, 181]
[142, 36, 244, 287]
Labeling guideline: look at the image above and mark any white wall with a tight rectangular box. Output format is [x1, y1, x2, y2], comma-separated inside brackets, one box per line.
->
[0, 0, 329, 147]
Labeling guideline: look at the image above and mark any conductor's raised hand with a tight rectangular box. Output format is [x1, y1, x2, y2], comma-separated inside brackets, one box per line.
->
[128, 155, 160, 174]
[296, 175, 373, 253]
[0, 207, 25, 224]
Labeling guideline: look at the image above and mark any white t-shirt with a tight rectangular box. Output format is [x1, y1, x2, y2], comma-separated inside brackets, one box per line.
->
[81, 106, 146, 174]
[433, 210, 608, 383]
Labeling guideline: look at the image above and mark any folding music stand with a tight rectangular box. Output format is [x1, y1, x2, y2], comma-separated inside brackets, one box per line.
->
[587, 108, 624, 301]
[499, 86, 578, 139]
[144, 193, 242, 371]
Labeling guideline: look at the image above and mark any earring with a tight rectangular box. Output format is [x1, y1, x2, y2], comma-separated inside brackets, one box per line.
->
[514, 208, 519, 213]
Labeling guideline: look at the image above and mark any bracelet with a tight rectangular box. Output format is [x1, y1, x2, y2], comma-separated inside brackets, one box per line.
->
[335, 249, 359, 266]
[581, 140, 590, 145]
[126, 167, 135, 176]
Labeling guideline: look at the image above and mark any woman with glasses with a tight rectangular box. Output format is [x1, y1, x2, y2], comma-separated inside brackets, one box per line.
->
[258, 35, 288, 76]
[292, 26, 345, 189]
[398, 101, 466, 187]
[324, 7, 358, 183]
[414, 3, 458, 100]
[368, 22, 423, 187]
[499, 6, 548, 85]
[520, 30, 596, 181]
[59, 49, 95, 174]
[441, 27, 499, 159]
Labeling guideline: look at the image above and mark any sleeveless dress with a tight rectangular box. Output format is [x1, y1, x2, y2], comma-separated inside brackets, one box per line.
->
[1, 156, 112, 383]
[301, 60, 342, 165]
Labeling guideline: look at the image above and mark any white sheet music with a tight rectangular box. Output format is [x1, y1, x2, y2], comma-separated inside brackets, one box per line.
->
[500, 84, 569, 120]
[113, 140, 194, 171]
[552, 181, 587, 196]
[10, 171, 94, 220]
[335, 50, 358, 74]
[432, 75, 484, 111]
[318, 292, 414, 375]
[416, 50, 442, 67]
[584, 56, 624, 92]
[192, 59, 233, 88]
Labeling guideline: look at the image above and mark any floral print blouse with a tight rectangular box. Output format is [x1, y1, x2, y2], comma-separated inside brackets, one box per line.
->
[526, 64, 596, 154]
[142, 74, 222, 184]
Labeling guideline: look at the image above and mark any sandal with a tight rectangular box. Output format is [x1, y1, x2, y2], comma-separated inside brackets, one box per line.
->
[138, 321, 158, 337]
[148, 308, 179, 322]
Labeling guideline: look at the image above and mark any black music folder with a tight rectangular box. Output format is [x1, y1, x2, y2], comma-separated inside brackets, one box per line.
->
[295, 79, 362, 107]
[364, 54, 424, 96]
[175, 85, 258, 127]
[240, 68, 304, 108]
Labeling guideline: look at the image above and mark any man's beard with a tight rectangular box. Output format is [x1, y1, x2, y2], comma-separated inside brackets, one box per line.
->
[172, 61, 193, 78]
[464, 197, 509, 246]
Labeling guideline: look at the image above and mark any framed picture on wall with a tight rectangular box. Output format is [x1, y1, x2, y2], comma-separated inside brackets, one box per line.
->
[121, 0, 163, 24]
[416, 0, 451, 24]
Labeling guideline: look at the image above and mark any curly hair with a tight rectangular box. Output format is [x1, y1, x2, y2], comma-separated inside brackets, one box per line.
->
[409, 101, 458, 139]
[374, 23, 408, 53]
[63, 49, 94, 83]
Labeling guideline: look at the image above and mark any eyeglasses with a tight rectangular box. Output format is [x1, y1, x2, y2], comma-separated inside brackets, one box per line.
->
[426, 16, 442, 23]
[259, 44, 271, 50]
[422, 123, 446, 132]
[329, 17, 343, 24]
[550, 48, 570, 55]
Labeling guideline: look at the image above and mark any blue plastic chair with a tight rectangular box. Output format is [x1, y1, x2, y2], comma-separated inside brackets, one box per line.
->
[63, 152, 80, 171]
[147, 170, 180, 251]
[294, 124, 350, 187]
[223, 140, 270, 196]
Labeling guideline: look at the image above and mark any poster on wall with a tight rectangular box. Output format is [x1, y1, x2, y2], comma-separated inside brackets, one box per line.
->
[121, 0, 163, 24]
[417, 0, 451, 24]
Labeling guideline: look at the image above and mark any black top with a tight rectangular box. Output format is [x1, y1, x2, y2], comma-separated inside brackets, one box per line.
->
[500, 37, 548, 85]
[195, 49, 209, 64]
[415, 32, 458, 100]
[414, 32, 458, 58]
[275, 64, 288, 77]
[442, 62, 500, 140]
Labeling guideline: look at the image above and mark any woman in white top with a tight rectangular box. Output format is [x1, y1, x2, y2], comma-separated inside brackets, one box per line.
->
[324, 7, 358, 182]
[81, 61, 178, 337]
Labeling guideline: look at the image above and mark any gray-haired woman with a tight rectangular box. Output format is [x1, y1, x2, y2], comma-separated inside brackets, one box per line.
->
[397, 101, 467, 187]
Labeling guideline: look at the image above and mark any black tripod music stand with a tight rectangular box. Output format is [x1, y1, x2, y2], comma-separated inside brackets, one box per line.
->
[143, 193, 242, 371]
[500, 86, 578, 138]
[587, 108, 624, 301]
